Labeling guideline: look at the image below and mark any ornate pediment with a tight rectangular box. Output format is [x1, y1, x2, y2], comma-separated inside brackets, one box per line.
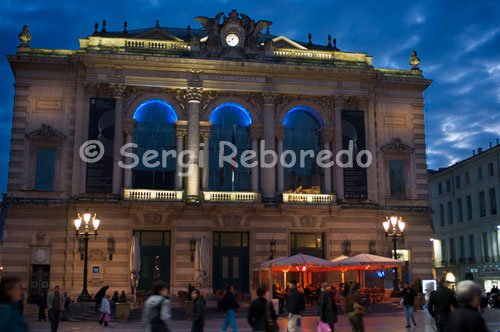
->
[380, 138, 413, 154]
[26, 124, 65, 145]
[270, 36, 307, 50]
[135, 28, 184, 42]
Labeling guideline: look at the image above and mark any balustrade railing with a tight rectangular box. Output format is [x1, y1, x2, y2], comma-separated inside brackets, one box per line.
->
[203, 191, 261, 203]
[123, 189, 183, 201]
[282, 193, 335, 204]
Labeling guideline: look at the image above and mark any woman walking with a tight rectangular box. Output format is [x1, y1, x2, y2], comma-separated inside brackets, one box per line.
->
[318, 282, 337, 331]
[345, 283, 364, 332]
[248, 284, 278, 332]
[142, 281, 172, 332]
[99, 294, 111, 327]
[221, 285, 240, 332]
[0, 276, 29, 332]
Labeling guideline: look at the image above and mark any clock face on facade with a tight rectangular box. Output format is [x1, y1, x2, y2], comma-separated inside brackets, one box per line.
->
[225, 33, 240, 47]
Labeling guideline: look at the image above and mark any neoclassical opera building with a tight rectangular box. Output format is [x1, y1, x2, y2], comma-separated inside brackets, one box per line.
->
[2, 11, 433, 300]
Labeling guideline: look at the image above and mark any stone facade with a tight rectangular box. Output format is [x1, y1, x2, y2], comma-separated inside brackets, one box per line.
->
[1, 11, 433, 299]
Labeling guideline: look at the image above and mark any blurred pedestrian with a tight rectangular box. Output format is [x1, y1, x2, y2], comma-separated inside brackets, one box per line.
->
[191, 289, 204, 332]
[37, 291, 47, 321]
[61, 292, 71, 321]
[449, 280, 487, 332]
[142, 281, 171, 332]
[0, 276, 29, 332]
[99, 294, 111, 327]
[401, 281, 417, 328]
[94, 285, 109, 312]
[428, 277, 458, 332]
[318, 282, 337, 332]
[221, 285, 240, 332]
[285, 280, 305, 332]
[248, 284, 278, 332]
[119, 290, 127, 303]
[345, 283, 364, 332]
[47, 285, 65, 332]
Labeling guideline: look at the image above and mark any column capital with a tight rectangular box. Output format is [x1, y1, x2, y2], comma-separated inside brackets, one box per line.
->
[122, 119, 136, 135]
[249, 124, 263, 141]
[275, 125, 286, 141]
[320, 126, 335, 144]
[184, 86, 203, 102]
[262, 91, 278, 105]
[200, 129, 211, 139]
[109, 82, 126, 98]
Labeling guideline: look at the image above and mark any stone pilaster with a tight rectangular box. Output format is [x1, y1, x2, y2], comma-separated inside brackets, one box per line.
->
[122, 119, 135, 189]
[200, 122, 212, 191]
[275, 125, 285, 194]
[320, 127, 335, 194]
[261, 91, 277, 202]
[174, 121, 188, 191]
[249, 124, 263, 192]
[110, 83, 126, 195]
[185, 86, 203, 203]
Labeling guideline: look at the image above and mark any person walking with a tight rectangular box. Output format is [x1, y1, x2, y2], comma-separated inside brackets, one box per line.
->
[449, 280, 487, 332]
[99, 294, 111, 327]
[221, 285, 240, 332]
[191, 289, 205, 332]
[428, 277, 458, 332]
[61, 292, 71, 321]
[248, 284, 278, 332]
[0, 276, 29, 332]
[94, 285, 109, 312]
[318, 282, 337, 332]
[285, 280, 305, 332]
[37, 291, 48, 321]
[47, 285, 65, 332]
[345, 283, 364, 332]
[401, 281, 417, 328]
[142, 281, 172, 332]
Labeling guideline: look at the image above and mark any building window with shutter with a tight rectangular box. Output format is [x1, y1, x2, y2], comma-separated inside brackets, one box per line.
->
[490, 188, 497, 215]
[34, 148, 56, 191]
[389, 160, 405, 199]
[479, 191, 486, 217]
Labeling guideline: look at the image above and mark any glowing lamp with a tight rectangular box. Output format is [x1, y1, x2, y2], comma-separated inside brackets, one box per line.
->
[382, 221, 390, 232]
[302, 266, 306, 272]
[74, 218, 82, 230]
[398, 221, 405, 232]
[83, 212, 92, 223]
[92, 218, 100, 230]
[390, 216, 398, 226]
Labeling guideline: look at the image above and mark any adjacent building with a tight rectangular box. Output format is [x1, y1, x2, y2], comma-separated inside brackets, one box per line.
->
[429, 143, 500, 291]
[1, 10, 433, 301]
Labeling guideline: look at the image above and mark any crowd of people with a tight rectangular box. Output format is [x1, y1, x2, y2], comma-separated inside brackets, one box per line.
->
[0, 275, 495, 332]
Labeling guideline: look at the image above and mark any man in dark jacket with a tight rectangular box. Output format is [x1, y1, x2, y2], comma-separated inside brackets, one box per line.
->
[248, 284, 277, 332]
[221, 286, 240, 332]
[94, 285, 109, 312]
[449, 280, 487, 332]
[285, 280, 305, 332]
[191, 289, 204, 332]
[428, 277, 458, 332]
[318, 282, 337, 331]
[401, 281, 417, 328]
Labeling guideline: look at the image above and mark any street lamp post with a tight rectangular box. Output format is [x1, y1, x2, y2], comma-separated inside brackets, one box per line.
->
[382, 216, 405, 288]
[74, 211, 100, 302]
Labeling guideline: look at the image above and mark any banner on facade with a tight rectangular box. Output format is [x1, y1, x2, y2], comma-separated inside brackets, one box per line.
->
[341, 110, 368, 199]
[86, 98, 116, 193]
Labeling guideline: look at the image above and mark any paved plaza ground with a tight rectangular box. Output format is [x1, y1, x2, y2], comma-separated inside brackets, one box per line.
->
[27, 309, 500, 332]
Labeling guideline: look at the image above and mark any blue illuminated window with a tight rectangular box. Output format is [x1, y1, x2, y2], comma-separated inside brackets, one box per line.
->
[133, 100, 177, 190]
[209, 103, 252, 191]
[283, 107, 323, 192]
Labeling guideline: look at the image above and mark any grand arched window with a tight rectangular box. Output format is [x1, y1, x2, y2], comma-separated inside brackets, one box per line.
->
[133, 99, 177, 190]
[209, 103, 252, 191]
[283, 106, 323, 192]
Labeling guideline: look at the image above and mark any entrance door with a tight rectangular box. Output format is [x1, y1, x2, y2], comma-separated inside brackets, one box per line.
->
[134, 231, 171, 290]
[28, 265, 50, 303]
[213, 232, 249, 293]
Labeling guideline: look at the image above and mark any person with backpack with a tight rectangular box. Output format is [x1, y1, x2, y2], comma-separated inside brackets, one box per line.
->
[142, 281, 172, 332]
[221, 285, 240, 332]
[248, 284, 278, 332]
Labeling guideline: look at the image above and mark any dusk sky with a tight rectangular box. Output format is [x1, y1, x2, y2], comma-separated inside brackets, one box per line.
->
[0, 0, 499, 194]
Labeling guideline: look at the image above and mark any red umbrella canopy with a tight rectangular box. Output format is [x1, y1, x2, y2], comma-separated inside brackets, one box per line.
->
[329, 253, 405, 271]
[260, 253, 339, 272]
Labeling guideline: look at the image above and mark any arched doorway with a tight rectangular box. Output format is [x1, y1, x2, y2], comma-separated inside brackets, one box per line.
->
[133, 99, 177, 190]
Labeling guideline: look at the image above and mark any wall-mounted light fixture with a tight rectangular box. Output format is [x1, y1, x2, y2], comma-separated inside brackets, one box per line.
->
[107, 236, 115, 261]
[269, 239, 277, 260]
[189, 238, 197, 262]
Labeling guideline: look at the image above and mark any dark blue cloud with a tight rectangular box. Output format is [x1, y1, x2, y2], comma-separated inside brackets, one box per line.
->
[0, 0, 499, 194]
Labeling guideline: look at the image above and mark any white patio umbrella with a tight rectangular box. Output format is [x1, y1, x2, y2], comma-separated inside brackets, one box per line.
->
[331, 255, 349, 283]
[130, 235, 141, 305]
[194, 235, 209, 289]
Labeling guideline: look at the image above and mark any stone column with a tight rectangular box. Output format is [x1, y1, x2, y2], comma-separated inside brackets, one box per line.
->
[249, 124, 262, 192]
[111, 83, 126, 195]
[334, 98, 344, 200]
[320, 127, 335, 194]
[122, 119, 136, 190]
[185, 86, 203, 203]
[174, 121, 187, 190]
[275, 125, 285, 194]
[262, 92, 277, 202]
[200, 123, 212, 191]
